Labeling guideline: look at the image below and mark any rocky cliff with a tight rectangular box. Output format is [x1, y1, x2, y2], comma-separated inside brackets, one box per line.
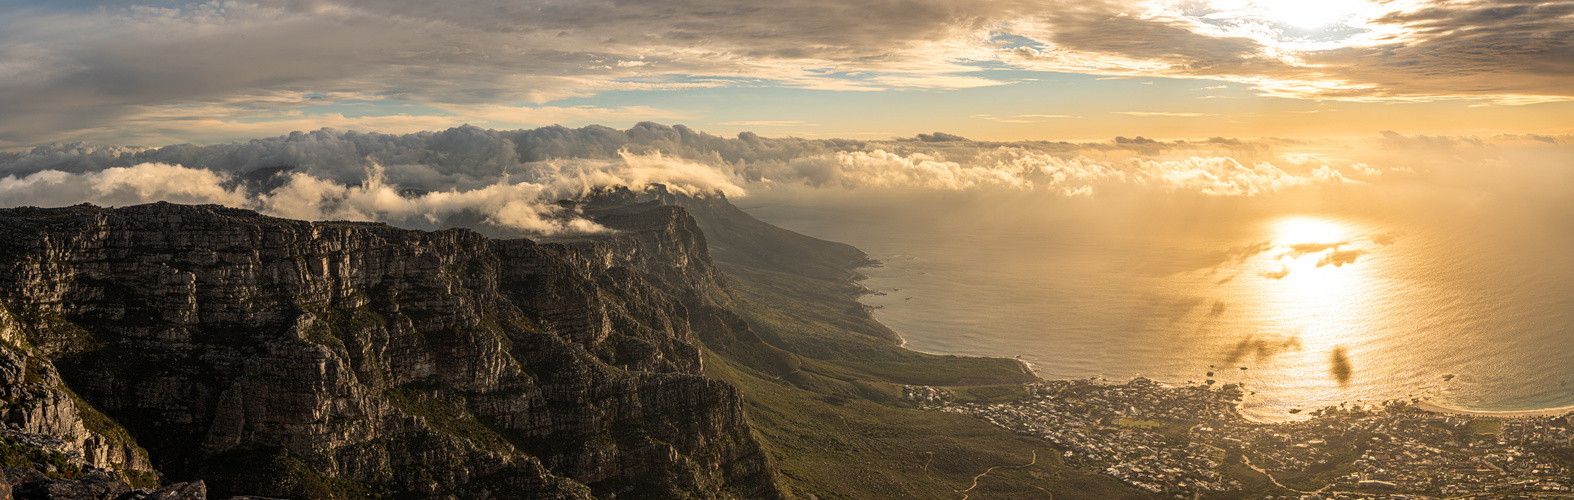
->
[0, 201, 783, 499]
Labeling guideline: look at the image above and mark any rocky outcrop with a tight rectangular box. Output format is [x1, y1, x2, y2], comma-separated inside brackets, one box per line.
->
[0, 202, 783, 499]
[0, 430, 210, 500]
[0, 307, 156, 483]
[2, 469, 213, 500]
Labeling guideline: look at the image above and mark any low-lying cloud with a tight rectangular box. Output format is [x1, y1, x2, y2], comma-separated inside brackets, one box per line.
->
[1, 123, 1566, 235]
[0, 163, 248, 208]
[0, 138, 750, 235]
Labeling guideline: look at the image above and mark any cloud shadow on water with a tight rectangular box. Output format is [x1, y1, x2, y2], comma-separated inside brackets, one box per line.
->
[1317, 249, 1364, 267]
[1222, 334, 1303, 366]
[1330, 346, 1353, 386]
[1259, 265, 1291, 280]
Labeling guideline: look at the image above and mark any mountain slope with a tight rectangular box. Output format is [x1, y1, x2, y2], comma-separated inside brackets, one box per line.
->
[0, 189, 1150, 499]
[587, 190, 1151, 499]
[0, 202, 783, 499]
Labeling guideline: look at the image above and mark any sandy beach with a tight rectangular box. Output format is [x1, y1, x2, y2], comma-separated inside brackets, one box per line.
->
[1417, 399, 1574, 419]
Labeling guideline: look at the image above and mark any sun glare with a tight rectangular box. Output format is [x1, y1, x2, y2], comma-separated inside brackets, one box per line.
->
[1234, 215, 1382, 370]
[1272, 216, 1348, 244]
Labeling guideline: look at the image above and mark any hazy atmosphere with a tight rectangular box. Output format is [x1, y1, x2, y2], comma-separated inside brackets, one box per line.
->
[3, 1, 1574, 496]
[3, 0, 1573, 416]
[5, 123, 1572, 420]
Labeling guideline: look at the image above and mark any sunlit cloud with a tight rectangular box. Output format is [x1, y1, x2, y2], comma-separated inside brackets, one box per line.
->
[0, 141, 747, 235]
[0, 0, 1567, 146]
[1, 122, 1570, 250]
[0, 123, 1378, 205]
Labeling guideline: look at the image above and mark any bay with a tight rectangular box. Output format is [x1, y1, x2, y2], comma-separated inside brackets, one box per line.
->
[738, 188, 1574, 421]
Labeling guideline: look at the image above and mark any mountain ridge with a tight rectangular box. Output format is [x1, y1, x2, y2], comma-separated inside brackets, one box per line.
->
[0, 200, 783, 499]
[0, 190, 1146, 499]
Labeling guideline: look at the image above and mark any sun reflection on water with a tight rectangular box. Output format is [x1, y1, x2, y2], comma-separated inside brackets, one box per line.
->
[1226, 215, 1388, 418]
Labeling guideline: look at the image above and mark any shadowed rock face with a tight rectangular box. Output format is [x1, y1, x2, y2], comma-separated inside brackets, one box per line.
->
[0, 202, 782, 499]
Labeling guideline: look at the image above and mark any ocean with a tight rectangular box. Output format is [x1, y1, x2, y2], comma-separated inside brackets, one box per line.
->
[738, 186, 1574, 421]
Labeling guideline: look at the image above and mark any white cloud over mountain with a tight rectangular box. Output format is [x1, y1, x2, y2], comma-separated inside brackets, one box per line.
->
[8, 123, 1563, 235]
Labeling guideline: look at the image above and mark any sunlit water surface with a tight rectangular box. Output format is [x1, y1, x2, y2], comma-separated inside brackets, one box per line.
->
[741, 191, 1574, 421]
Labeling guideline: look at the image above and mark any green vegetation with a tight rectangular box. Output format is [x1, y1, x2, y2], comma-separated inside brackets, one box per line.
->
[1117, 418, 1164, 430]
[1215, 459, 1277, 499]
[120, 467, 162, 490]
[666, 195, 871, 283]
[718, 262, 1033, 387]
[0, 436, 81, 479]
[689, 202, 1148, 498]
[18, 308, 102, 356]
[63, 386, 161, 487]
[275, 454, 379, 500]
[1469, 419, 1502, 435]
[24, 357, 44, 385]
[306, 306, 389, 349]
[204, 447, 380, 500]
[64, 387, 150, 460]
[703, 349, 1147, 499]
[384, 386, 513, 453]
[0, 197, 1147, 498]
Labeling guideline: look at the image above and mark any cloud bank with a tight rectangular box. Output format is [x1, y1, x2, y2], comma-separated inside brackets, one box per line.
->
[1, 123, 1567, 235]
[0, 153, 744, 235]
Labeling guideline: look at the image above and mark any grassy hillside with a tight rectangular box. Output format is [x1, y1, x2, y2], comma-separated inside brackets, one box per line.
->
[671, 194, 1153, 499]
[703, 348, 1147, 500]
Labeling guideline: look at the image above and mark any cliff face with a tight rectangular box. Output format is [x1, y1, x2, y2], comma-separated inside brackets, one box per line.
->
[0, 202, 782, 499]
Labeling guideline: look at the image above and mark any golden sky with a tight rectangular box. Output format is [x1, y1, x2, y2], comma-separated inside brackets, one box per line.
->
[1, 0, 1571, 147]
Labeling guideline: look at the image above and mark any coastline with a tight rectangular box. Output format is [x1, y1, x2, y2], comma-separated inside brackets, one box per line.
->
[826, 219, 1574, 422]
[1417, 399, 1574, 419]
[848, 256, 1042, 378]
[849, 261, 1574, 420]
[850, 259, 1574, 421]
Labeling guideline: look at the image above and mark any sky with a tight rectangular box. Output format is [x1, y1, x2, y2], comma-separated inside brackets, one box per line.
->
[2, 0, 1572, 148]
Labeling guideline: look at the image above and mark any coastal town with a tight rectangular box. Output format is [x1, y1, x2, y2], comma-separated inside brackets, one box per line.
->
[911, 378, 1574, 498]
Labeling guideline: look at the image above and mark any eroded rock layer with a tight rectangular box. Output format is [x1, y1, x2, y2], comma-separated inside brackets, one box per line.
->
[0, 202, 781, 499]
